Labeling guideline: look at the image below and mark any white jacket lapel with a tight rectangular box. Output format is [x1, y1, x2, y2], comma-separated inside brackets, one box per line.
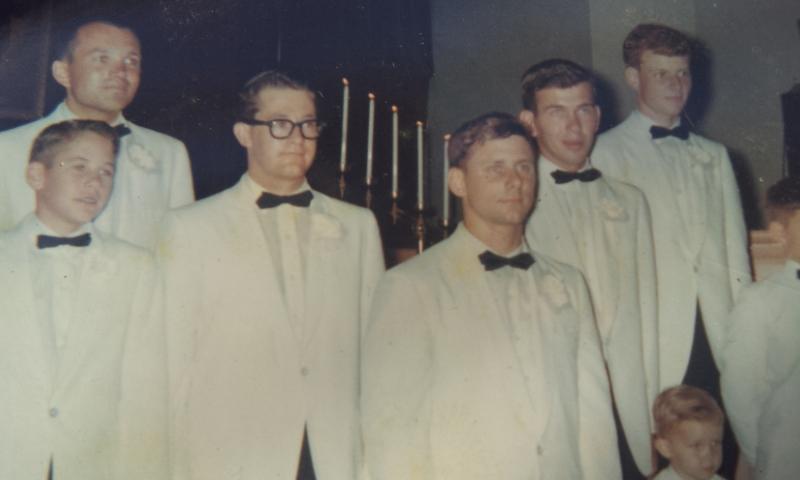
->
[442, 228, 545, 442]
[1, 230, 55, 389]
[54, 235, 119, 390]
[302, 194, 346, 352]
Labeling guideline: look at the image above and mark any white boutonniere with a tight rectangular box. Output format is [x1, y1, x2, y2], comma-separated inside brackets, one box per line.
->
[687, 138, 712, 166]
[127, 143, 160, 172]
[599, 197, 628, 221]
[541, 274, 569, 310]
[311, 212, 344, 239]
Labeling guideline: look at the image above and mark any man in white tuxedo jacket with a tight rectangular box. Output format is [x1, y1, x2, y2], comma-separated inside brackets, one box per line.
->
[0, 19, 194, 249]
[519, 59, 658, 478]
[0, 120, 166, 480]
[592, 24, 751, 477]
[362, 112, 620, 479]
[158, 71, 384, 480]
[720, 177, 800, 479]
[592, 24, 750, 393]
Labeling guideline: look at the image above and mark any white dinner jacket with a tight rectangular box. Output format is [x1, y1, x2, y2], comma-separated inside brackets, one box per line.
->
[0, 216, 167, 480]
[593, 111, 751, 389]
[0, 102, 195, 249]
[720, 260, 800, 479]
[158, 175, 385, 480]
[362, 224, 621, 480]
[526, 158, 658, 474]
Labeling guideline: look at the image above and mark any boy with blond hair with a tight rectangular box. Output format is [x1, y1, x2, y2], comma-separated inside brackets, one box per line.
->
[652, 385, 725, 480]
[0, 120, 166, 480]
[721, 176, 800, 479]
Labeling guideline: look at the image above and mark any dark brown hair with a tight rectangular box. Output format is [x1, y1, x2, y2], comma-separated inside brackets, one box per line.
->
[520, 58, 597, 112]
[448, 112, 536, 167]
[623, 23, 692, 68]
[29, 119, 120, 167]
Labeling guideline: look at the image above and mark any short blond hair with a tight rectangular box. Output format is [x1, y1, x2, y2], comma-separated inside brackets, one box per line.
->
[653, 385, 724, 437]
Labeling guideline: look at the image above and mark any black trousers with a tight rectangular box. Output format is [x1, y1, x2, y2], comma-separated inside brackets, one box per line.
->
[612, 401, 647, 479]
[674, 309, 739, 480]
[296, 426, 317, 480]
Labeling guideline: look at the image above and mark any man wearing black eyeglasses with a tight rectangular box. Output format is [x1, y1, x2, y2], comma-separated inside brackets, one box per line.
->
[157, 70, 385, 480]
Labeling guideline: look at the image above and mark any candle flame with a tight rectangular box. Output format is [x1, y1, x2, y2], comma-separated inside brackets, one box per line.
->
[416, 121, 423, 127]
[391, 105, 398, 112]
[368, 93, 375, 100]
[342, 78, 349, 86]
[443, 134, 451, 141]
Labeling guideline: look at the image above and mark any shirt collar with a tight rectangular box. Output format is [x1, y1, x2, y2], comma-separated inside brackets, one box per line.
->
[631, 109, 682, 130]
[457, 222, 528, 258]
[54, 101, 126, 127]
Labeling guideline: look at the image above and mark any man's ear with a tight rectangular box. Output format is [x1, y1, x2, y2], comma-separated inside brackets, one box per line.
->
[448, 166, 466, 199]
[233, 122, 252, 148]
[26, 162, 46, 192]
[518, 109, 537, 137]
[593, 104, 602, 134]
[624, 66, 640, 92]
[52, 60, 71, 89]
[653, 435, 673, 461]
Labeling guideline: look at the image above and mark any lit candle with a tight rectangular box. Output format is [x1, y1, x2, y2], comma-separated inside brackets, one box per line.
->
[391, 105, 399, 199]
[366, 93, 375, 186]
[339, 78, 349, 173]
[417, 120, 424, 210]
[443, 134, 451, 227]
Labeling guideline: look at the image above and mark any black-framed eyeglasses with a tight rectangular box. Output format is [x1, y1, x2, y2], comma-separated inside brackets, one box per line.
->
[240, 118, 325, 140]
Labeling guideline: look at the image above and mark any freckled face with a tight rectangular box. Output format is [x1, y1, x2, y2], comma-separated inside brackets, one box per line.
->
[28, 132, 116, 235]
[628, 51, 691, 127]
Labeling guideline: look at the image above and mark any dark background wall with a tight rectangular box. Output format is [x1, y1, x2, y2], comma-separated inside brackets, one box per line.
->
[1, 0, 433, 209]
[2, 0, 799, 230]
[429, 0, 800, 228]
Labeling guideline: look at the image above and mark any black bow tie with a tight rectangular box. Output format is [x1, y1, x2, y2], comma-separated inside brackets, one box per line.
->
[113, 124, 131, 137]
[37, 233, 91, 249]
[650, 124, 689, 140]
[256, 190, 313, 209]
[479, 250, 535, 271]
[551, 168, 602, 185]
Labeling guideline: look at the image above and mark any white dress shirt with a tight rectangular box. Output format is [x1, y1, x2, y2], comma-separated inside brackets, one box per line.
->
[245, 175, 313, 346]
[28, 219, 91, 357]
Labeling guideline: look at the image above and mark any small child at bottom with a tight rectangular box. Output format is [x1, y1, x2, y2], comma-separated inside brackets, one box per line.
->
[650, 385, 725, 480]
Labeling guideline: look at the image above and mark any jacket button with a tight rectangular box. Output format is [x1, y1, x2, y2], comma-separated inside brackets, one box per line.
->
[537, 445, 543, 455]
[301, 366, 309, 376]
[49, 407, 59, 418]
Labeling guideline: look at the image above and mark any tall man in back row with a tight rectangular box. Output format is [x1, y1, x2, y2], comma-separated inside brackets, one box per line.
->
[592, 23, 751, 477]
[0, 18, 194, 249]
[519, 58, 658, 478]
[159, 70, 384, 479]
